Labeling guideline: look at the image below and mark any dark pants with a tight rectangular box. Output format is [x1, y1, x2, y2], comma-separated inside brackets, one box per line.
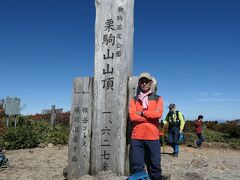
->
[168, 125, 180, 154]
[196, 133, 205, 147]
[130, 139, 162, 180]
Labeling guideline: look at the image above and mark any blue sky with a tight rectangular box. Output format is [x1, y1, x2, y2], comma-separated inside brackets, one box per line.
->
[0, 0, 240, 121]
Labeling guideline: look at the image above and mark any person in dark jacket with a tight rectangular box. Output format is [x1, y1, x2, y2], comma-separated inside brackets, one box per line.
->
[195, 115, 205, 148]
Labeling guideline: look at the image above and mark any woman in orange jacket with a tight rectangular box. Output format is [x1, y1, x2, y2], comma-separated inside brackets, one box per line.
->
[129, 72, 164, 180]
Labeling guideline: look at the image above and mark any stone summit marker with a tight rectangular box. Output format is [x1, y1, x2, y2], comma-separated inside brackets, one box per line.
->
[68, 0, 134, 179]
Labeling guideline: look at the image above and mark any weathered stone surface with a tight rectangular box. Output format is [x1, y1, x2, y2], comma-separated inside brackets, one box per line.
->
[68, 77, 93, 179]
[91, 0, 134, 176]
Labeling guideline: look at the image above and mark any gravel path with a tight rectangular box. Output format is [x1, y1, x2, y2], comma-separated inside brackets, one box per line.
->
[0, 144, 240, 180]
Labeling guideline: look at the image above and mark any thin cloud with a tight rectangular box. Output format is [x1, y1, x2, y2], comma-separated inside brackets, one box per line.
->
[188, 92, 209, 97]
[212, 92, 223, 96]
[211, 75, 240, 80]
[189, 92, 239, 102]
[194, 98, 240, 102]
[188, 92, 223, 97]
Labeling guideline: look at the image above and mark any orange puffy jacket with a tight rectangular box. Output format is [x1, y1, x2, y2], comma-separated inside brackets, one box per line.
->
[129, 94, 163, 140]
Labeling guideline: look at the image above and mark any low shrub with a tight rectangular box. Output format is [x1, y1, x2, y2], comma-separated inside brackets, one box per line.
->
[203, 129, 229, 142]
[2, 125, 39, 150]
[0, 117, 69, 150]
[44, 125, 69, 145]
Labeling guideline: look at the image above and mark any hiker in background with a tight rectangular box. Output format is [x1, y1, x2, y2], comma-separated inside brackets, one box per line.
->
[129, 72, 164, 180]
[163, 103, 185, 157]
[195, 115, 205, 148]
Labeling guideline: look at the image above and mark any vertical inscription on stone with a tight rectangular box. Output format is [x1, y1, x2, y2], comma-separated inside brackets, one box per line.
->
[68, 77, 93, 179]
[92, 0, 134, 175]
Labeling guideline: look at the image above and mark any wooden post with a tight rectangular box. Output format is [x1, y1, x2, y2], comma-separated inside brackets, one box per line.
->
[68, 77, 93, 179]
[6, 115, 9, 128]
[14, 115, 17, 128]
[50, 105, 56, 127]
[91, 0, 134, 175]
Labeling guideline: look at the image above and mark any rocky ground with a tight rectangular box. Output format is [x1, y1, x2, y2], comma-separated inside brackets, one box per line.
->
[161, 145, 240, 180]
[0, 144, 240, 180]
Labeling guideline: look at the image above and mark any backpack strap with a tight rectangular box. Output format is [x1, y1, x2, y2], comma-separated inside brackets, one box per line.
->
[176, 110, 179, 121]
[167, 111, 180, 127]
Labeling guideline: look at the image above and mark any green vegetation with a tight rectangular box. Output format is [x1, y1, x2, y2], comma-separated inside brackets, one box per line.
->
[183, 119, 240, 149]
[0, 113, 70, 150]
[0, 112, 240, 150]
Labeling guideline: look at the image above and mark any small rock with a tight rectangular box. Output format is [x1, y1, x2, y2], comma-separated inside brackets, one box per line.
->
[162, 174, 171, 180]
[47, 143, 54, 148]
[190, 158, 209, 168]
[185, 172, 204, 180]
[56, 145, 63, 150]
[38, 143, 46, 148]
[63, 165, 68, 179]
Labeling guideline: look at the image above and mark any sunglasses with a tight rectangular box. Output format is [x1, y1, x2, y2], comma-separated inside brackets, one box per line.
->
[139, 78, 152, 84]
